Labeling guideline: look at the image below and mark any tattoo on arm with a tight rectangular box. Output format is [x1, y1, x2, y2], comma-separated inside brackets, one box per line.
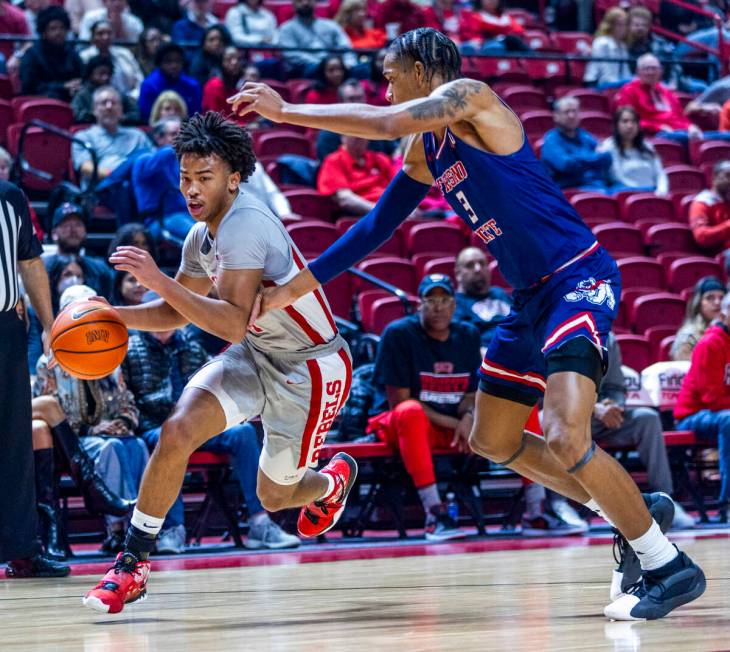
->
[407, 80, 483, 122]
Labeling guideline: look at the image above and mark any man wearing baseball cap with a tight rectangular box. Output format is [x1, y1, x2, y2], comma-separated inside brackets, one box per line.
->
[366, 273, 482, 541]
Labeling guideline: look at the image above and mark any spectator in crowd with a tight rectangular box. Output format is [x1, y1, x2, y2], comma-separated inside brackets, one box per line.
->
[626, 6, 677, 83]
[672, 276, 725, 361]
[45, 202, 115, 299]
[124, 291, 300, 553]
[278, 0, 354, 77]
[139, 42, 202, 123]
[317, 134, 394, 216]
[79, 0, 143, 41]
[71, 55, 141, 125]
[66, 0, 102, 34]
[423, 0, 462, 43]
[137, 26, 166, 76]
[686, 71, 730, 123]
[453, 246, 511, 350]
[19, 6, 82, 101]
[541, 96, 613, 191]
[674, 291, 730, 521]
[584, 7, 631, 89]
[367, 274, 477, 541]
[335, 0, 386, 49]
[33, 284, 142, 555]
[106, 222, 158, 262]
[225, 0, 278, 48]
[189, 23, 232, 86]
[171, 0, 218, 44]
[373, 0, 425, 38]
[72, 85, 152, 180]
[598, 106, 669, 195]
[593, 333, 695, 529]
[79, 18, 144, 99]
[459, 0, 528, 53]
[149, 89, 188, 125]
[0, 0, 30, 59]
[304, 55, 348, 105]
[316, 79, 397, 160]
[202, 45, 244, 115]
[689, 161, 730, 263]
[672, 11, 730, 92]
[126, 0, 182, 34]
[615, 54, 703, 142]
[113, 269, 146, 306]
[24, 0, 51, 36]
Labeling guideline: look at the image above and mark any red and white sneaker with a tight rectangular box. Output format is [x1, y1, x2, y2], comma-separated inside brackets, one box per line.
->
[82, 551, 150, 614]
[298, 452, 358, 538]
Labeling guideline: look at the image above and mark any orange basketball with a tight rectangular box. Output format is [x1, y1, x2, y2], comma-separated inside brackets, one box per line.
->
[50, 300, 128, 380]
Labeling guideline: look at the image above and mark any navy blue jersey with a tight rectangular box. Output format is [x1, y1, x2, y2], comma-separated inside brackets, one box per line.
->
[422, 127, 598, 290]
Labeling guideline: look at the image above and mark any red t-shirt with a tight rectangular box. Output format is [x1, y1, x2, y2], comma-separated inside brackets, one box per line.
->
[202, 76, 254, 125]
[317, 147, 394, 203]
[458, 9, 524, 43]
[615, 78, 691, 134]
[675, 324, 730, 419]
[345, 25, 387, 50]
[304, 86, 340, 105]
[688, 189, 730, 252]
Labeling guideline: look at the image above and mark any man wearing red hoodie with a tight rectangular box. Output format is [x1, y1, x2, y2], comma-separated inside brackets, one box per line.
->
[689, 161, 730, 270]
[674, 291, 730, 519]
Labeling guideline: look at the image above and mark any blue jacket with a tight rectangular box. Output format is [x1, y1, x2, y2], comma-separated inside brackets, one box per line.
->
[132, 146, 187, 217]
[540, 127, 612, 189]
[171, 17, 207, 45]
[138, 69, 202, 122]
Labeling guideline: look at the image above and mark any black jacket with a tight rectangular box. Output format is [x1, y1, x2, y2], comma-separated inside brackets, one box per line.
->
[19, 41, 82, 102]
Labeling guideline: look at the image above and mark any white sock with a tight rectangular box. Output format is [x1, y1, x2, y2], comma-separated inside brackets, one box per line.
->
[130, 508, 165, 537]
[417, 483, 441, 513]
[524, 483, 545, 519]
[628, 520, 678, 571]
[583, 498, 615, 527]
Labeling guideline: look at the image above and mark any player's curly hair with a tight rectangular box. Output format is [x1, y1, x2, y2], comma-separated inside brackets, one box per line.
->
[173, 112, 256, 182]
[387, 28, 461, 83]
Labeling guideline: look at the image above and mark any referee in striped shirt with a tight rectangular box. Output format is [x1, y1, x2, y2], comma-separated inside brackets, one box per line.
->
[0, 180, 69, 577]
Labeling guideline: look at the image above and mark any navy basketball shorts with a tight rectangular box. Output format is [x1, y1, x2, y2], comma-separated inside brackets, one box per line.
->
[479, 247, 621, 406]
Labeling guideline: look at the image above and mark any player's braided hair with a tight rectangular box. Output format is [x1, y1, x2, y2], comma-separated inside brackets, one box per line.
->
[173, 112, 256, 182]
[387, 28, 461, 83]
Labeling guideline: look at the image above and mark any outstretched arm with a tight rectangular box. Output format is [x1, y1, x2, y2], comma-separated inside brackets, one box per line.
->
[228, 78, 491, 139]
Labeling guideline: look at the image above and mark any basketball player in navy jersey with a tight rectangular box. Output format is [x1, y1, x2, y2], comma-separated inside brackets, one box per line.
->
[229, 29, 704, 621]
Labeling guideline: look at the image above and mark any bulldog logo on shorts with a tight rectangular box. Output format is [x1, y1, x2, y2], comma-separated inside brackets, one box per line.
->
[564, 278, 616, 310]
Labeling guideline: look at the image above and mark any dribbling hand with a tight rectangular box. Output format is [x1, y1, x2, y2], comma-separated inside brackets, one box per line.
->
[227, 82, 286, 122]
[109, 246, 164, 292]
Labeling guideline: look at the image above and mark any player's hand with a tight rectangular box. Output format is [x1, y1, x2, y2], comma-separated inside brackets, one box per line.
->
[91, 420, 119, 435]
[227, 82, 286, 122]
[109, 246, 164, 291]
[452, 412, 474, 454]
[248, 284, 293, 330]
[594, 400, 624, 429]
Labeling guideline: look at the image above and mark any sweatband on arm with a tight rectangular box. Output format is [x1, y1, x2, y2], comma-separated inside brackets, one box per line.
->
[308, 170, 431, 285]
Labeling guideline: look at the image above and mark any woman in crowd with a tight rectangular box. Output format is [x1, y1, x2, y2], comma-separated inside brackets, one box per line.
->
[598, 106, 668, 194]
[459, 0, 528, 53]
[113, 270, 148, 307]
[149, 90, 188, 125]
[189, 24, 233, 86]
[584, 6, 631, 88]
[304, 55, 348, 105]
[672, 276, 726, 360]
[137, 26, 167, 76]
[33, 284, 144, 557]
[79, 19, 144, 99]
[107, 223, 159, 262]
[363, 49, 388, 105]
[71, 56, 140, 125]
[335, 0, 386, 50]
[202, 45, 246, 116]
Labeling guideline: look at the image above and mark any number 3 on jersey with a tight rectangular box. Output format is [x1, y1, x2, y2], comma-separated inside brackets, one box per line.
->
[455, 190, 478, 224]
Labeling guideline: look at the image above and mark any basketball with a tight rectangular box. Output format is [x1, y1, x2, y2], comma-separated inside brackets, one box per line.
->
[50, 299, 128, 380]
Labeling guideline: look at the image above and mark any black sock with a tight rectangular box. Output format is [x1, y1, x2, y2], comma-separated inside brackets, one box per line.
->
[124, 525, 158, 561]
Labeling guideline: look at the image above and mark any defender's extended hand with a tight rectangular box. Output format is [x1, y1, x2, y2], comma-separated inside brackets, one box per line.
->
[228, 82, 286, 122]
[247, 284, 295, 331]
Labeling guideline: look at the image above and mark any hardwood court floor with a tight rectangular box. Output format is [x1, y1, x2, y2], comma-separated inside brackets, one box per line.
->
[1, 537, 728, 652]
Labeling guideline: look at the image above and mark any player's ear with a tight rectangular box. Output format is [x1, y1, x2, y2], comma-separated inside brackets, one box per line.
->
[413, 61, 426, 87]
[228, 170, 241, 193]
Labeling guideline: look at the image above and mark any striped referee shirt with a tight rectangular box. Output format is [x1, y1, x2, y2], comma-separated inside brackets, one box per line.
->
[0, 180, 42, 312]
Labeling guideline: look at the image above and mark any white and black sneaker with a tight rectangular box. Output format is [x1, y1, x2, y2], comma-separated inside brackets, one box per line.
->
[424, 504, 467, 542]
[610, 492, 675, 601]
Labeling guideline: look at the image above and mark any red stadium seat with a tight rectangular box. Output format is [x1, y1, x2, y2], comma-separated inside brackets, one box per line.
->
[658, 335, 676, 361]
[579, 111, 613, 138]
[423, 256, 457, 281]
[7, 124, 71, 191]
[413, 252, 440, 279]
[212, 0, 236, 18]
[0, 99, 12, 146]
[632, 293, 685, 333]
[406, 221, 468, 257]
[523, 30, 554, 50]
[258, 78, 291, 102]
[565, 89, 610, 113]
[617, 256, 665, 291]
[651, 139, 687, 165]
[522, 59, 567, 82]
[693, 140, 730, 167]
[336, 217, 404, 257]
[0, 75, 12, 99]
[616, 334, 651, 371]
[501, 87, 549, 114]
[357, 289, 388, 325]
[357, 257, 418, 294]
[521, 110, 554, 141]
[285, 79, 314, 103]
[282, 189, 336, 221]
[646, 326, 677, 362]
[487, 259, 511, 289]
[592, 222, 643, 257]
[571, 193, 620, 222]
[554, 32, 592, 53]
[13, 97, 73, 129]
[286, 221, 339, 255]
[622, 193, 675, 223]
[322, 273, 353, 320]
[667, 256, 723, 293]
[256, 131, 314, 158]
[665, 165, 706, 193]
[367, 296, 418, 335]
[645, 223, 697, 255]
[657, 251, 690, 276]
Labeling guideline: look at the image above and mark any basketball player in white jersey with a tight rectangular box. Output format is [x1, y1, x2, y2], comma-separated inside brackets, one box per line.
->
[82, 112, 357, 614]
